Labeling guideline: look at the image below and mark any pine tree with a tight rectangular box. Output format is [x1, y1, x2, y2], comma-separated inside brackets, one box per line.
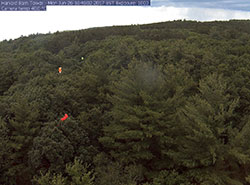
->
[100, 61, 193, 179]
[34, 158, 95, 185]
[0, 118, 13, 184]
[5, 96, 40, 185]
[174, 73, 242, 184]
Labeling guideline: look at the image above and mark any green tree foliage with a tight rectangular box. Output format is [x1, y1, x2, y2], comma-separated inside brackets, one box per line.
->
[65, 159, 95, 185]
[152, 170, 191, 185]
[173, 73, 242, 184]
[0, 119, 13, 184]
[29, 119, 95, 175]
[1, 20, 250, 184]
[100, 61, 194, 179]
[94, 153, 143, 185]
[34, 159, 94, 185]
[34, 171, 67, 185]
[3, 96, 40, 185]
[0, 59, 16, 95]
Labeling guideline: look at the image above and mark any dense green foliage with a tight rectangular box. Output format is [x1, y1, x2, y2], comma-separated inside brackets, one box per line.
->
[1, 19, 250, 184]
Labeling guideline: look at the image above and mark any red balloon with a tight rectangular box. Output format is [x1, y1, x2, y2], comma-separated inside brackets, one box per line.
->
[61, 114, 68, 121]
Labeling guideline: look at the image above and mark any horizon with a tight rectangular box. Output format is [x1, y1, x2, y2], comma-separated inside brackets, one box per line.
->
[0, 0, 250, 41]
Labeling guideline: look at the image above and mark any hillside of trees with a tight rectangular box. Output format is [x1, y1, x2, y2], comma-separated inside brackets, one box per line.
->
[1, 19, 250, 185]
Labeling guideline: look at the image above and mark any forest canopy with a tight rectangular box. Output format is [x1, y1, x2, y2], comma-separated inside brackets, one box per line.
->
[1, 19, 250, 185]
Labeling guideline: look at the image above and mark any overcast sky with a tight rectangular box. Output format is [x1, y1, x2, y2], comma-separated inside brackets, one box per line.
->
[153, 0, 250, 11]
[0, 0, 250, 41]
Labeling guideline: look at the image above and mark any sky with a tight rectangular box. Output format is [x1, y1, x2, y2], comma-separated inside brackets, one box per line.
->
[0, 0, 250, 41]
[153, 0, 250, 11]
